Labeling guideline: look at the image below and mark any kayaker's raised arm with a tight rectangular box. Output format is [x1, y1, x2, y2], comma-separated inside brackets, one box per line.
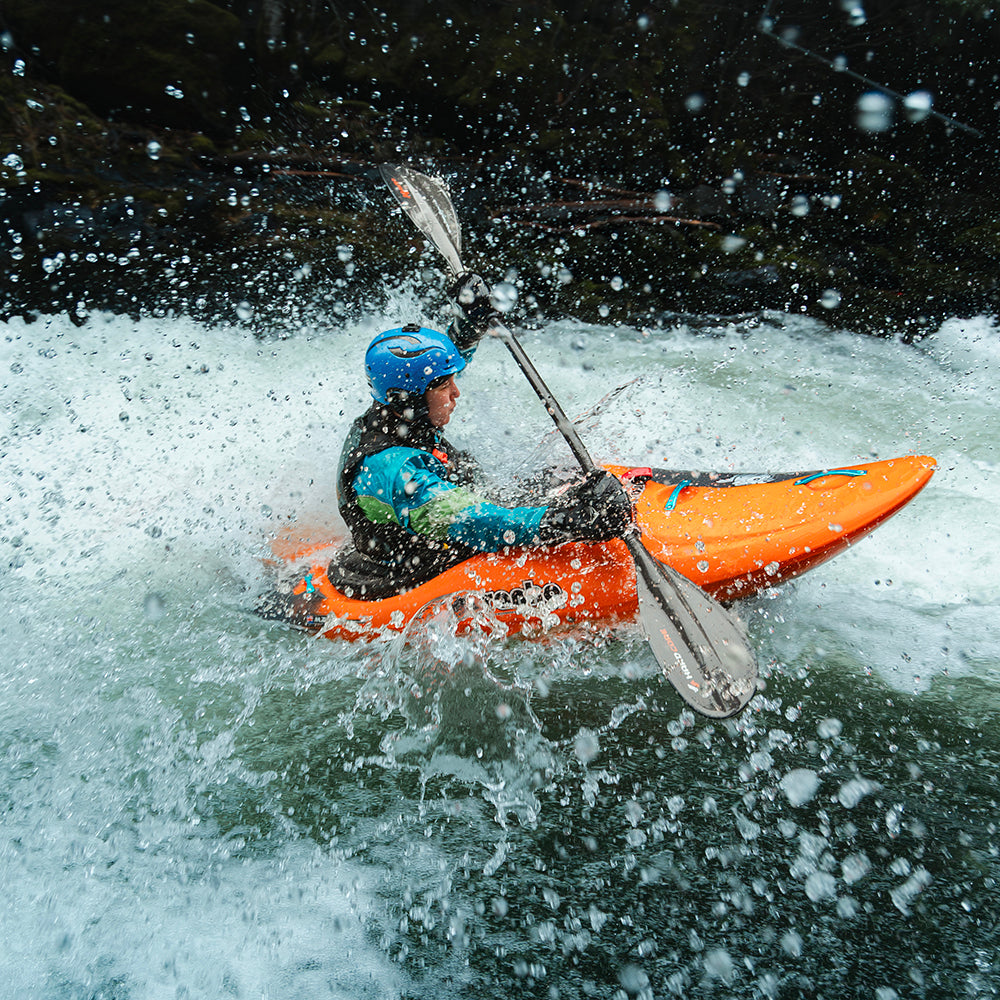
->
[445, 272, 494, 364]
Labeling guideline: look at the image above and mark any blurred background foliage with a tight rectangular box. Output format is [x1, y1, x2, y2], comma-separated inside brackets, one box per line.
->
[2, 0, 999, 335]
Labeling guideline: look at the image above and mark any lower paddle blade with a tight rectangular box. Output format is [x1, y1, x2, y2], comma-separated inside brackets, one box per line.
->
[626, 537, 758, 718]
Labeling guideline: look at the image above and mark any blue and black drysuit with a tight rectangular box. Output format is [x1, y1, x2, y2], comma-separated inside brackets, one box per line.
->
[334, 335, 551, 597]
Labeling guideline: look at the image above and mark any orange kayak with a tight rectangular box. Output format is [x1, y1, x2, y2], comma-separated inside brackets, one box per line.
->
[258, 454, 936, 641]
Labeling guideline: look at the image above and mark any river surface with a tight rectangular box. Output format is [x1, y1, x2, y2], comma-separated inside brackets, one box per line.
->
[1, 305, 998, 999]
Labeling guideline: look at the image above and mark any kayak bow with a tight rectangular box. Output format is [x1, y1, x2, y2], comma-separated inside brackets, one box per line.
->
[258, 454, 936, 641]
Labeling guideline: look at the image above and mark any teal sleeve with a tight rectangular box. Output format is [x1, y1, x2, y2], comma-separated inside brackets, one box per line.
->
[444, 499, 546, 551]
[352, 448, 546, 552]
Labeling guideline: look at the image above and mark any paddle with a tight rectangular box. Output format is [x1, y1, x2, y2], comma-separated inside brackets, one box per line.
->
[379, 164, 758, 719]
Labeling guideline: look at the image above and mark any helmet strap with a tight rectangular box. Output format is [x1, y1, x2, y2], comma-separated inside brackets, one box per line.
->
[384, 389, 430, 424]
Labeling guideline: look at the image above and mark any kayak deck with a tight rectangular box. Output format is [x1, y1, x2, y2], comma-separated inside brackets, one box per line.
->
[258, 454, 936, 641]
[617, 454, 937, 601]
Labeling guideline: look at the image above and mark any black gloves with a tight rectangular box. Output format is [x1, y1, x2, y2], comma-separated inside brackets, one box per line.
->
[538, 470, 633, 545]
[449, 272, 495, 348]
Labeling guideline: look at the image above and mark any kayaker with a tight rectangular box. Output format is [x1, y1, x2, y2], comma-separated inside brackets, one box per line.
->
[332, 273, 632, 596]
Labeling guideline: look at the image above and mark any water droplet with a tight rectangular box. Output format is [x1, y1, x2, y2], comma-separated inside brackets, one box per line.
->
[491, 280, 519, 313]
[818, 717, 843, 739]
[146, 141, 161, 160]
[624, 799, 645, 826]
[703, 949, 735, 983]
[804, 871, 837, 901]
[903, 90, 934, 123]
[235, 301, 254, 322]
[838, 776, 880, 808]
[781, 930, 803, 956]
[821, 289, 842, 309]
[574, 728, 600, 764]
[885, 803, 904, 837]
[841, 852, 872, 884]
[685, 93, 706, 114]
[780, 768, 821, 806]
[889, 866, 931, 914]
[609, 276, 624, 291]
[619, 964, 650, 993]
[856, 91, 894, 132]
[144, 592, 165, 620]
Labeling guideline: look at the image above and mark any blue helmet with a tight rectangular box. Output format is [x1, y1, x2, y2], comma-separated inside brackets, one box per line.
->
[365, 324, 466, 405]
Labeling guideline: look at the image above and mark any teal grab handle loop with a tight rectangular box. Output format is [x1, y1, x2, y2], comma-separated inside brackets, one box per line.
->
[664, 480, 692, 512]
[794, 469, 867, 486]
[304, 572, 316, 595]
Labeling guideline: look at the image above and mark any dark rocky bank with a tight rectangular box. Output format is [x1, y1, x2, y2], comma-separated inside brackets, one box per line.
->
[2, 0, 1000, 338]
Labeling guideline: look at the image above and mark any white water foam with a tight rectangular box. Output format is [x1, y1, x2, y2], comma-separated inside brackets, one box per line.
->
[2, 308, 998, 995]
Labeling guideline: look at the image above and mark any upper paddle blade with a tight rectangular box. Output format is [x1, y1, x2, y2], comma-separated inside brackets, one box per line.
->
[378, 165, 464, 275]
[625, 536, 758, 718]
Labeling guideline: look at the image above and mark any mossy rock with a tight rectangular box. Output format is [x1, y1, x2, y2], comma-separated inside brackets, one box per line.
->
[0, 76, 111, 180]
[4, 0, 243, 133]
[188, 134, 218, 157]
[953, 221, 1000, 260]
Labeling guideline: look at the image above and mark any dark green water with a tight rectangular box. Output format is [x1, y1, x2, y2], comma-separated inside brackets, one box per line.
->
[1, 312, 997, 998]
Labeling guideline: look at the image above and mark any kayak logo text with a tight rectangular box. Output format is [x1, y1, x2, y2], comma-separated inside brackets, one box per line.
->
[484, 580, 567, 617]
